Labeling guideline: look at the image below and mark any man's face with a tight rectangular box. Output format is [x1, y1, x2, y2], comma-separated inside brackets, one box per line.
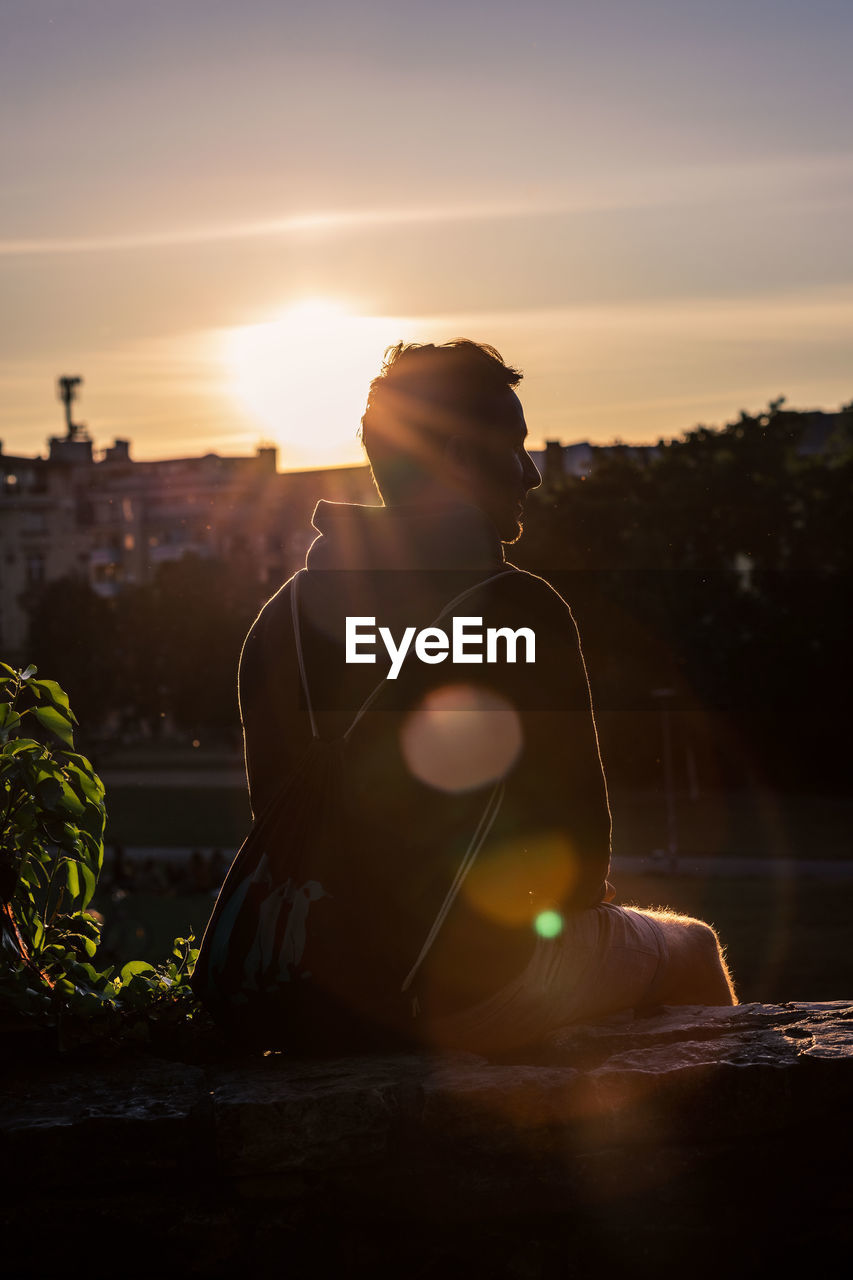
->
[463, 390, 541, 544]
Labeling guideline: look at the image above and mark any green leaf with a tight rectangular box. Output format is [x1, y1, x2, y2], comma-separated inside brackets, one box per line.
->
[77, 829, 103, 860]
[64, 762, 103, 804]
[0, 661, 16, 678]
[37, 776, 63, 810]
[54, 923, 99, 958]
[65, 752, 98, 771]
[79, 863, 97, 910]
[77, 913, 102, 940]
[32, 706, 74, 748]
[71, 960, 113, 986]
[7, 738, 45, 757]
[60, 856, 96, 909]
[73, 991, 106, 1016]
[19, 857, 50, 891]
[32, 679, 78, 724]
[120, 960, 156, 984]
[65, 860, 80, 899]
[0, 706, 22, 739]
[78, 802, 106, 843]
[57, 778, 85, 817]
[38, 942, 68, 962]
[31, 678, 70, 710]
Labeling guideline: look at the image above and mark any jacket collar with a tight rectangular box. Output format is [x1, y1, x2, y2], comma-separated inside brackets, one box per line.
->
[306, 500, 506, 571]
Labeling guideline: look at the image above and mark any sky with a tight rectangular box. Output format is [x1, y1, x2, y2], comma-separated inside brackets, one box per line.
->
[2, 0, 852, 469]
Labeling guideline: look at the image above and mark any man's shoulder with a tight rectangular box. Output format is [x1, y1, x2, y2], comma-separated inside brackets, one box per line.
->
[245, 565, 576, 648]
[488, 565, 577, 626]
[248, 573, 298, 630]
[239, 574, 299, 671]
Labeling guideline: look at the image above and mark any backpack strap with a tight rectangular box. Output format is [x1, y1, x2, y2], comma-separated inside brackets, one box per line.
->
[394, 568, 515, 1003]
[290, 570, 320, 740]
[400, 776, 505, 998]
[288, 564, 518, 1011]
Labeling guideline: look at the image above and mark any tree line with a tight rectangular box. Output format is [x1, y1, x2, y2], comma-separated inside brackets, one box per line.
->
[512, 399, 853, 792]
[26, 556, 265, 747]
[26, 400, 852, 791]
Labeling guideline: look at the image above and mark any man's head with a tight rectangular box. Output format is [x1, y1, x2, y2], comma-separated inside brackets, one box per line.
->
[360, 339, 541, 543]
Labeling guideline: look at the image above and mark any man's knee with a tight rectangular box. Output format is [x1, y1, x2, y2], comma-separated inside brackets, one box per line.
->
[647, 912, 737, 1007]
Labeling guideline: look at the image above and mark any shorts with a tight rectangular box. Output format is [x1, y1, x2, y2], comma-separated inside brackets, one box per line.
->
[430, 903, 669, 1053]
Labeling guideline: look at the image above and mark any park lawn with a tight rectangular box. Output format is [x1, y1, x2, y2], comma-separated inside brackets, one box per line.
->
[93, 872, 853, 1008]
[93, 888, 216, 971]
[613, 870, 853, 1005]
[104, 785, 251, 848]
[103, 782, 852, 864]
[97, 777, 851, 1007]
[609, 787, 853, 861]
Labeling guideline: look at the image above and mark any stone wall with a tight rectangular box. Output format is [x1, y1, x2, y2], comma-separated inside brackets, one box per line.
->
[3, 1001, 852, 1278]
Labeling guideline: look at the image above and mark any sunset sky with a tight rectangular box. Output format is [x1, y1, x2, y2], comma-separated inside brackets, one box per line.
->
[2, 0, 852, 469]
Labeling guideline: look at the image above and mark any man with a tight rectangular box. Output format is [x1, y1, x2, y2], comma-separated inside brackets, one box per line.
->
[225, 340, 735, 1052]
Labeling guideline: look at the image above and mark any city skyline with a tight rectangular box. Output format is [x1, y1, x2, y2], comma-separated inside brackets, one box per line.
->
[3, 0, 852, 467]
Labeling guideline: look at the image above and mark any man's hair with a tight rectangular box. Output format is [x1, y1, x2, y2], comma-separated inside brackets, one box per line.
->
[359, 339, 523, 502]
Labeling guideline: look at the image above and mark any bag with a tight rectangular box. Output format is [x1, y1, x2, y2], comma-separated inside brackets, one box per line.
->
[190, 567, 513, 1048]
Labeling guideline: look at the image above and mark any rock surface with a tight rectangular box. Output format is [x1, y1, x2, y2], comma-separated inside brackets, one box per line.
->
[3, 1002, 853, 1278]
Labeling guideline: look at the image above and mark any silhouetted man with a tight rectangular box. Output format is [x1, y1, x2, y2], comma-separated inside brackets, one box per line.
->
[232, 340, 735, 1051]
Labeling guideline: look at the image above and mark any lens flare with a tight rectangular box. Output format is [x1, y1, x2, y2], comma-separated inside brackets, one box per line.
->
[534, 910, 564, 939]
[462, 832, 579, 927]
[400, 683, 522, 794]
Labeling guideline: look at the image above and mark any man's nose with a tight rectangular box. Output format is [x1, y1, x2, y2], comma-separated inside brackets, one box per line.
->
[523, 451, 542, 491]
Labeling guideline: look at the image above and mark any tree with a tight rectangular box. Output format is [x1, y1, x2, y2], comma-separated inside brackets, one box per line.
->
[25, 578, 119, 733]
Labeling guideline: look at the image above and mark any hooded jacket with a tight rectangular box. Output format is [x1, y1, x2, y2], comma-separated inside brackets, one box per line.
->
[238, 500, 611, 1022]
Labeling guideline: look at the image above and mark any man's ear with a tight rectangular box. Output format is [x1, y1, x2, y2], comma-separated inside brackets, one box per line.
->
[444, 435, 477, 481]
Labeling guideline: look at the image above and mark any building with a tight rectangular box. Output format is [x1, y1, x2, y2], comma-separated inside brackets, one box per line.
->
[530, 406, 849, 491]
[0, 380, 376, 657]
[6, 381, 846, 658]
[528, 439, 662, 489]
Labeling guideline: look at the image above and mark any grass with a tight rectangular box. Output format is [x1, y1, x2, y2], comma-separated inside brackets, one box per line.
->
[613, 870, 853, 1004]
[95, 776, 852, 1006]
[104, 786, 251, 848]
[103, 781, 853, 863]
[92, 871, 853, 1007]
[610, 788, 853, 861]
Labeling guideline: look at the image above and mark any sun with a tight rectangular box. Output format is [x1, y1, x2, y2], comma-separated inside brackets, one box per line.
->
[223, 298, 411, 469]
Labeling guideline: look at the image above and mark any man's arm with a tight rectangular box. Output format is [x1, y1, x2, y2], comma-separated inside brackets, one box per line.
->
[489, 570, 612, 910]
[237, 580, 298, 819]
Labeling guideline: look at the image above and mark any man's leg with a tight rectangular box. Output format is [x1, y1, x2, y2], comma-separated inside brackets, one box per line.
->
[633, 908, 737, 1007]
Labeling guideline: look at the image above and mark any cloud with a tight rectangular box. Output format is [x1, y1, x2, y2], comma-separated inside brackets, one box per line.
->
[0, 203, 568, 257]
[4, 151, 851, 258]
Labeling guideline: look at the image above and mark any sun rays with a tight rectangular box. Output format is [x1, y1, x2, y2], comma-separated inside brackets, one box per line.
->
[222, 298, 415, 468]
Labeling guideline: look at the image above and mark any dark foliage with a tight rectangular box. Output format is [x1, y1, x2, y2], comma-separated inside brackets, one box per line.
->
[514, 400, 853, 790]
[27, 554, 266, 745]
[22, 401, 853, 789]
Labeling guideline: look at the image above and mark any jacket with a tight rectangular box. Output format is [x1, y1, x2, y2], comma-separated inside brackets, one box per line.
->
[237, 499, 612, 1022]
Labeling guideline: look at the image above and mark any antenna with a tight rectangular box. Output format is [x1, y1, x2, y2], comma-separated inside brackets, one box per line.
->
[57, 375, 84, 440]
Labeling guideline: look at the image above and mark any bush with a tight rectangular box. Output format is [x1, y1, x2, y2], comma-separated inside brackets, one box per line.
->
[0, 663, 203, 1050]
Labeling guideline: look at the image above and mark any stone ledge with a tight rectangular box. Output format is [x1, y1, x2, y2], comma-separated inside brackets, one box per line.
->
[3, 1002, 853, 1277]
